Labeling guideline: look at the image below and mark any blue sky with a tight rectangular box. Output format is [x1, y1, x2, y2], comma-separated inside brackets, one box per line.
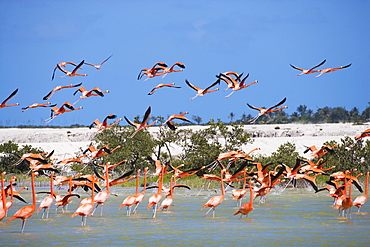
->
[0, 0, 369, 127]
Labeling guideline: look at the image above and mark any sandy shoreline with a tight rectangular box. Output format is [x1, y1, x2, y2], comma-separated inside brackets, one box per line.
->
[0, 123, 368, 160]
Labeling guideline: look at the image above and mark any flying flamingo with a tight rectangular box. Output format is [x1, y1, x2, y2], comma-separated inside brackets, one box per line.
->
[124, 106, 158, 138]
[84, 55, 113, 69]
[162, 112, 192, 130]
[0, 88, 19, 109]
[0, 172, 7, 221]
[56, 60, 87, 78]
[147, 165, 165, 218]
[303, 144, 338, 158]
[6, 172, 38, 233]
[89, 114, 122, 130]
[71, 175, 96, 226]
[57, 154, 86, 165]
[73, 86, 109, 104]
[185, 79, 220, 100]
[45, 102, 82, 123]
[351, 129, 370, 147]
[201, 169, 226, 217]
[217, 71, 244, 91]
[290, 59, 326, 76]
[148, 83, 181, 95]
[233, 181, 254, 218]
[52, 61, 77, 80]
[118, 169, 141, 216]
[217, 73, 258, 98]
[313, 63, 352, 77]
[83, 145, 121, 160]
[138, 62, 167, 81]
[43, 83, 82, 100]
[36, 172, 55, 218]
[161, 62, 186, 78]
[21, 102, 56, 112]
[247, 97, 288, 123]
[353, 171, 369, 212]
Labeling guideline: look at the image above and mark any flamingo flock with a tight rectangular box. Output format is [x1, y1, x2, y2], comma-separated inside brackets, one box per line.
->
[0, 133, 368, 233]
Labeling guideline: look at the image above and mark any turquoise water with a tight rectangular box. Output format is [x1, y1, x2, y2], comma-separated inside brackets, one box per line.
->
[1, 187, 369, 246]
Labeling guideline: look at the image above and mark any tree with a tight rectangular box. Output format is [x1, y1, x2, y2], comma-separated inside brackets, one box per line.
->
[192, 115, 202, 125]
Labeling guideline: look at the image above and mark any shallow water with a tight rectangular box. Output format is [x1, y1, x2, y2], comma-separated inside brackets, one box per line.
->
[1, 187, 369, 246]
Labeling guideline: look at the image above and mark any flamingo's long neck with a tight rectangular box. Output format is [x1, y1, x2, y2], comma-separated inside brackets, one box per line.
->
[242, 174, 246, 190]
[50, 172, 54, 196]
[365, 172, 369, 198]
[105, 166, 110, 193]
[91, 175, 95, 203]
[221, 170, 225, 197]
[31, 172, 36, 210]
[158, 166, 165, 194]
[1, 173, 6, 213]
[135, 170, 140, 195]
[249, 182, 253, 206]
[143, 168, 148, 193]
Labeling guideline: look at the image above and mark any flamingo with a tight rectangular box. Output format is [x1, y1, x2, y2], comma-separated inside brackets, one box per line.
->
[341, 171, 354, 218]
[0, 88, 19, 109]
[147, 165, 165, 218]
[313, 63, 352, 77]
[73, 86, 109, 104]
[124, 106, 158, 138]
[43, 83, 82, 100]
[168, 163, 206, 180]
[13, 150, 54, 166]
[247, 97, 288, 124]
[118, 169, 141, 216]
[138, 62, 167, 81]
[36, 172, 55, 218]
[148, 82, 181, 95]
[290, 59, 326, 76]
[132, 167, 149, 214]
[56, 60, 87, 78]
[303, 144, 338, 158]
[185, 79, 220, 100]
[91, 164, 111, 216]
[52, 61, 77, 80]
[83, 145, 121, 160]
[6, 172, 38, 233]
[21, 102, 56, 112]
[352, 129, 370, 147]
[201, 169, 226, 217]
[217, 71, 244, 91]
[0, 172, 7, 221]
[45, 102, 82, 123]
[232, 173, 248, 207]
[161, 62, 185, 78]
[71, 175, 96, 226]
[353, 171, 369, 212]
[84, 55, 112, 69]
[234, 181, 254, 218]
[89, 114, 122, 130]
[162, 112, 192, 130]
[217, 73, 258, 98]
[57, 154, 86, 165]
[159, 176, 176, 211]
